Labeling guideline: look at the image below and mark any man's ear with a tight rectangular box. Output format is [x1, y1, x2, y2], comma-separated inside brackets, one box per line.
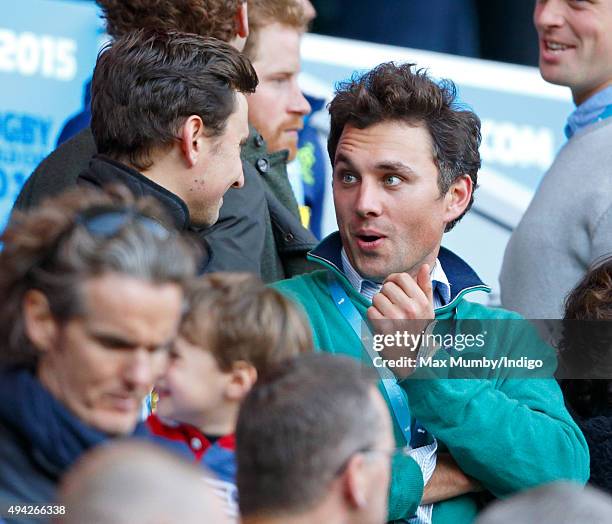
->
[179, 115, 207, 168]
[235, 2, 249, 39]
[225, 360, 257, 401]
[342, 453, 368, 509]
[23, 289, 59, 353]
[443, 174, 473, 225]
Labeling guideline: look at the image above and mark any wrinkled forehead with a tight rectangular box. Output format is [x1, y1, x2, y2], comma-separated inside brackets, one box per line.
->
[333, 120, 435, 169]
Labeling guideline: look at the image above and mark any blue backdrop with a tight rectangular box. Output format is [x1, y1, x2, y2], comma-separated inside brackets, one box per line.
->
[0, 0, 102, 230]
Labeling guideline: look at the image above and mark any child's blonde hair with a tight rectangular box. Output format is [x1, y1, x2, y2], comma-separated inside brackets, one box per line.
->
[180, 273, 313, 372]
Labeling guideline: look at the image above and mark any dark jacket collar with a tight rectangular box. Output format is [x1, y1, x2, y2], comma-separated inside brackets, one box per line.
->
[78, 155, 190, 231]
[307, 232, 489, 302]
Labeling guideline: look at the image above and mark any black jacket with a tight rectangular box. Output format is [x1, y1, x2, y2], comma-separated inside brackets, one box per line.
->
[579, 414, 612, 494]
[13, 127, 317, 282]
[77, 155, 216, 272]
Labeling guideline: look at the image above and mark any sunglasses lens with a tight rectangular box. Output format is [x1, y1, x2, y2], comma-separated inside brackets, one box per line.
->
[84, 212, 130, 237]
[81, 210, 170, 240]
[136, 216, 170, 240]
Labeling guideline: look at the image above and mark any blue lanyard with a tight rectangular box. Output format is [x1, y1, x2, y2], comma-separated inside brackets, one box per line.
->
[327, 274, 413, 446]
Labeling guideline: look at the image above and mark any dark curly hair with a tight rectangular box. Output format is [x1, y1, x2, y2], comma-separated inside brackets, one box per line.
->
[97, 0, 244, 42]
[560, 256, 612, 418]
[328, 62, 481, 231]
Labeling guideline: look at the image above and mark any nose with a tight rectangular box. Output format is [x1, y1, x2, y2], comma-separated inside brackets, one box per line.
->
[534, 0, 564, 31]
[124, 347, 168, 392]
[289, 80, 311, 117]
[354, 179, 383, 218]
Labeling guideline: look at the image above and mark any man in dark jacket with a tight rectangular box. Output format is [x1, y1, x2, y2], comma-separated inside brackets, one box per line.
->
[242, 0, 318, 279]
[14, 0, 318, 281]
[77, 29, 257, 258]
[0, 185, 199, 512]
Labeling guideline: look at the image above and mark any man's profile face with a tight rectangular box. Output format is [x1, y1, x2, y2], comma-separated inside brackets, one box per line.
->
[534, 0, 612, 104]
[190, 93, 249, 226]
[333, 121, 450, 281]
[247, 23, 311, 161]
[37, 273, 183, 436]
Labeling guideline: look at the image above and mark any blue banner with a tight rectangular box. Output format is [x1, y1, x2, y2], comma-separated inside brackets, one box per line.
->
[0, 0, 102, 230]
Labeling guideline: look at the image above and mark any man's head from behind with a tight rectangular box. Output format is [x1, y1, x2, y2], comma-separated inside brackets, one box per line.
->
[156, 272, 313, 434]
[476, 482, 612, 524]
[533, 0, 612, 104]
[243, 0, 311, 160]
[0, 186, 199, 436]
[327, 62, 481, 280]
[58, 441, 230, 524]
[90, 30, 258, 226]
[97, 0, 249, 49]
[236, 354, 394, 524]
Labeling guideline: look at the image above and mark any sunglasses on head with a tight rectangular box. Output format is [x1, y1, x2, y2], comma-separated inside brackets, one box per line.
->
[75, 206, 172, 240]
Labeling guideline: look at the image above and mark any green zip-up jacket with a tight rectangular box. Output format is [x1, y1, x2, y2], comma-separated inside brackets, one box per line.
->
[273, 233, 589, 523]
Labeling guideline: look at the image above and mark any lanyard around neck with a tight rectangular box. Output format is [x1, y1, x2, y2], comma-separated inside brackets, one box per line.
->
[327, 273, 413, 446]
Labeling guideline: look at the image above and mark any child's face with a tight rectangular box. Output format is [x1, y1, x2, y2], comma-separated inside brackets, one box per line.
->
[155, 335, 231, 427]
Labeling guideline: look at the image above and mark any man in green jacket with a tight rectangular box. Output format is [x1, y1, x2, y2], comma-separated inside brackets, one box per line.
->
[273, 62, 589, 523]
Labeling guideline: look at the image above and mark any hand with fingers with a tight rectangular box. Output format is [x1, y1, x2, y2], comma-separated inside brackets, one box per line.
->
[367, 264, 435, 377]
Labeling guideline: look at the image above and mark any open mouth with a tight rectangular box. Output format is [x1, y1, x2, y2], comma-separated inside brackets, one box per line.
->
[355, 233, 386, 250]
[358, 234, 381, 242]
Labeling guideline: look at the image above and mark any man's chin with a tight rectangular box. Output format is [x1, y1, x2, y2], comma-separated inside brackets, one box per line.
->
[268, 136, 298, 161]
[285, 143, 299, 162]
[191, 210, 220, 229]
[351, 258, 387, 282]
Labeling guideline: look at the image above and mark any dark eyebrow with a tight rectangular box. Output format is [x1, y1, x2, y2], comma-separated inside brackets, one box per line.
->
[334, 153, 358, 171]
[90, 330, 138, 349]
[374, 161, 417, 177]
[89, 329, 174, 352]
[335, 155, 418, 178]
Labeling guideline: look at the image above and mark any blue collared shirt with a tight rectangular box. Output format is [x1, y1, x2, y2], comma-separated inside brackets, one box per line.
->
[565, 85, 612, 139]
[340, 248, 451, 308]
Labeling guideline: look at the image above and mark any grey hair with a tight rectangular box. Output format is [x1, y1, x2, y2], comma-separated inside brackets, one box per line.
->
[236, 353, 381, 516]
[0, 185, 200, 369]
[476, 483, 612, 524]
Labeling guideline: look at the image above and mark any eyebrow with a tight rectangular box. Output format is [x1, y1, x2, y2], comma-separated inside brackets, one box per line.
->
[334, 153, 359, 170]
[90, 330, 138, 348]
[374, 161, 418, 177]
[335, 154, 417, 177]
[89, 328, 173, 352]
